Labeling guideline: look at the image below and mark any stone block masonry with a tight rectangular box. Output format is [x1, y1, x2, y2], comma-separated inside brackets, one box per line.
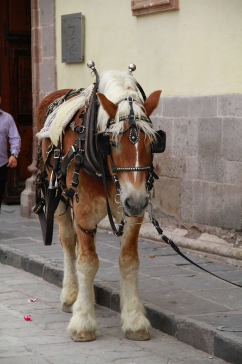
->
[151, 94, 242, 231]
[21, 0, 57, 218]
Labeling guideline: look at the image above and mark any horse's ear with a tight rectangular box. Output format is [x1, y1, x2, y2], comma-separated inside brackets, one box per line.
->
[97, 92, 118, 120]
[143, 90, 162, 116]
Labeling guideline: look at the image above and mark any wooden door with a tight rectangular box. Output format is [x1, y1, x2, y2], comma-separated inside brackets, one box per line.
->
[0, 0, 32, 203]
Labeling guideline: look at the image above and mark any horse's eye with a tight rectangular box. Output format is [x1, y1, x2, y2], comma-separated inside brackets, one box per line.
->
[111, 142, 118, 148]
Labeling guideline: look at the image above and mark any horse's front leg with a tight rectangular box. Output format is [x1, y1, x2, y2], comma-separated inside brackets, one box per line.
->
[67, 203, 99, 342]
[55, 201, 78, 313]
[119, 217, 150, 340]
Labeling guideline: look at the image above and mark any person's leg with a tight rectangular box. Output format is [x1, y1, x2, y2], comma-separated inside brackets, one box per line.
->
[0, 164, 8, 211]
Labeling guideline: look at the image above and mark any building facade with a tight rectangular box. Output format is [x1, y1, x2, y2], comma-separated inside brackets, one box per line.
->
[22, 0, 242, 231]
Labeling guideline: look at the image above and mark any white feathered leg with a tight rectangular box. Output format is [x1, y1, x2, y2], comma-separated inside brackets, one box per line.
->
[119, 223, 150, 340]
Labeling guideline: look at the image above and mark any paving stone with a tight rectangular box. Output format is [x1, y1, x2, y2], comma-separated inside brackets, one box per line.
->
[96, 267, 120, 282]
[140, 264, 194, 277]
[142, 288, 229, 316]
[196, 288, 242, 311]
[187, 262, 238, 273]
[1, 264, 229, 364]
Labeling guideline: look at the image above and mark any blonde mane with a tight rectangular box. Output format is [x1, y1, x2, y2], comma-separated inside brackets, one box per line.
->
[36, 70, 156, 146]
[97, 70, 156, 139]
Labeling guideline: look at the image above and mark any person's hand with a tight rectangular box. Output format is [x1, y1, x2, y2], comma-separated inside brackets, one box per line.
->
[7, 155, 18, 168]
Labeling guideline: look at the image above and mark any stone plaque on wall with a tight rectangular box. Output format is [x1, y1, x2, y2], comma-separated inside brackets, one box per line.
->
[61, 13, 84, 63]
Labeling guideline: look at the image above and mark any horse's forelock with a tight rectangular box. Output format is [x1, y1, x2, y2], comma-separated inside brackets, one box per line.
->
[97, 71, 155, 138]
[98, 70, 137, 101]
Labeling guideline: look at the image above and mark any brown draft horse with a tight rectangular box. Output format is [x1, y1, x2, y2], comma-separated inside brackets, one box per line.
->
[36, 69, 161, 342]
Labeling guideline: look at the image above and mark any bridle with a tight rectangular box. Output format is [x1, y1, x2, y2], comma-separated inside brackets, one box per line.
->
[106, 96, 153, 170]
[98, 94, 161, 236]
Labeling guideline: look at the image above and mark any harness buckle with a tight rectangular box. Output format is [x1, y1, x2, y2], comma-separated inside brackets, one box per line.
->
[54, 149, 60, 159]
[33, 198, 45, 215]
[48, 172, 58, 190]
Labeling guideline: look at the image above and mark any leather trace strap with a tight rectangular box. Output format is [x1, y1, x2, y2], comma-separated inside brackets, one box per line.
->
[150, 215, 242, 289]
[99, 155, 125, 237]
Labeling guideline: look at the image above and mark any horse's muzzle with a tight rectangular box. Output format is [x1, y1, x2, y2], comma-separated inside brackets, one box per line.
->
[123, 196, 149, 217]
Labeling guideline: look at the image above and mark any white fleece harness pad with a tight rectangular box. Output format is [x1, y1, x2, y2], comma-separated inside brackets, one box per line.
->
[36, 85, 93, 146]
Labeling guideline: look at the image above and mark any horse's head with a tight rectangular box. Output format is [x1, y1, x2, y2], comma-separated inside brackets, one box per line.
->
[97, 80, 162, 217]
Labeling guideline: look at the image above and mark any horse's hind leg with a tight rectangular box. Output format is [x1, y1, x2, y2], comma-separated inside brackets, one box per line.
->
[119, 219, 150, 341]
[55, 201, 78, 313]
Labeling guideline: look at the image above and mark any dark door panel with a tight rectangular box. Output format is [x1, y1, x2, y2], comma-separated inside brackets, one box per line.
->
[0, 0, 32, 204]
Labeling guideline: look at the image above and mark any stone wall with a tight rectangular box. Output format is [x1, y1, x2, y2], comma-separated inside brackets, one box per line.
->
[32, 0, 56, 112]
[151, 94, 242, 231]
[20, 0, 56, 217]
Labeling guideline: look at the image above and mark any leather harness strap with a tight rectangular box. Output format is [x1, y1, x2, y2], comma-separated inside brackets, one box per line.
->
[99, 154, 125, 237]
[77, 224, 97, 238]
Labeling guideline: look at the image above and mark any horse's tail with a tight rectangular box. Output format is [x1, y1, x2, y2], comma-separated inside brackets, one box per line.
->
[35, 89, 69, 132]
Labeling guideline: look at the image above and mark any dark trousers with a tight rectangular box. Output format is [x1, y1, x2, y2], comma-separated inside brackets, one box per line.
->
[0, 164, 8, 208]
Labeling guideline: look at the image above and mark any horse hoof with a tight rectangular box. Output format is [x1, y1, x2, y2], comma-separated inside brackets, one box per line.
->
[71, 330, 96, 342]
[125, 329, 150, 341]
[61, 302, 72, 313]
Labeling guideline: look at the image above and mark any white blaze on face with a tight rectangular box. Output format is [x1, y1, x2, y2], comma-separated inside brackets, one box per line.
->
[134, 142, 139, 183]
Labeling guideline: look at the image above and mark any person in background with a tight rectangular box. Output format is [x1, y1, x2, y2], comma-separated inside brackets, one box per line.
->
[0, 96, 21, 212]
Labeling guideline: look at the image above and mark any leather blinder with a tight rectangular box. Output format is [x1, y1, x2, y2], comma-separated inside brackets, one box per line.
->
[96, 133, 110, 156]
[151, 130, 166, 153]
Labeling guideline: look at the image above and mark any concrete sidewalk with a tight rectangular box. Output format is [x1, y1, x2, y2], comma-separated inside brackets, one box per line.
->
[0, 205, 242, 364]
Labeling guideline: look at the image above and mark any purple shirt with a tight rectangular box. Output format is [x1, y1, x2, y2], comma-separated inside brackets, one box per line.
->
[0, 109, 21, 167]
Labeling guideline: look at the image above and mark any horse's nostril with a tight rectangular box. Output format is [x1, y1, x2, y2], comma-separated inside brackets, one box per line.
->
[125, 198, 132, 209]
[144, 197, 149, 208]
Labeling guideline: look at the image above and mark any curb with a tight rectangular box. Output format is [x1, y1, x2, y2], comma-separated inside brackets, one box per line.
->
[0, 244, 241, 364]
